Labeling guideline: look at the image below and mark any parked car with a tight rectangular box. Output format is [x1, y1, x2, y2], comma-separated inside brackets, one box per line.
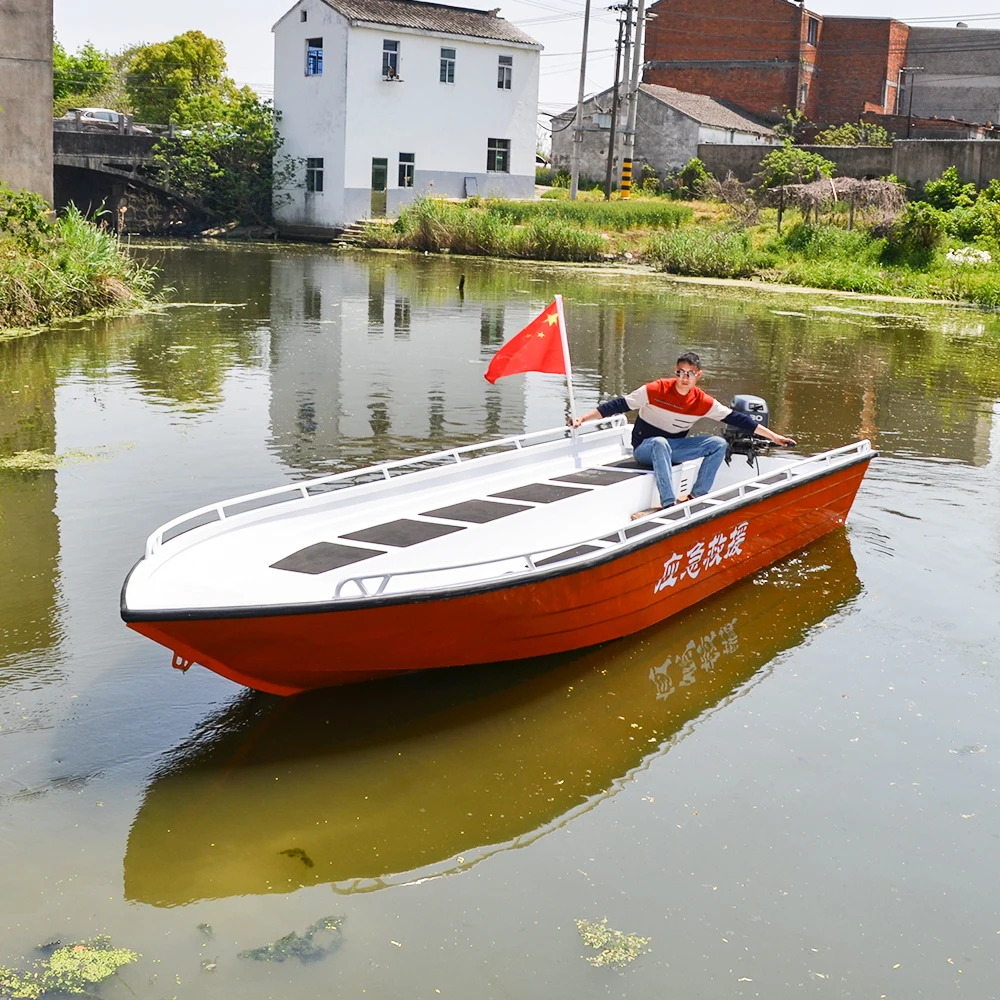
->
[61, 108, 152, 135]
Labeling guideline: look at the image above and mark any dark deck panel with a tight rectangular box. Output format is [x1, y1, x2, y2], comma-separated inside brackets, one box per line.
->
[489, 483, 591, 504]
[553, 468, 642, 486]
[603, 458, 652, 472]
[270, 541, 385, 575]
[340, 518, 466, 547]
[534, 544, 603, 567]
[420, 499, 532, 523]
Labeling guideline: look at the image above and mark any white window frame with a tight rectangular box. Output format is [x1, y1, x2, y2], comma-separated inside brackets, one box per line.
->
[498, 55, 512, 90]
[383, 39, 399, 79]
[440, 47, 456, 84]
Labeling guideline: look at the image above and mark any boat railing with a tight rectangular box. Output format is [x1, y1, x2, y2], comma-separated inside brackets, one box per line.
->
[333, 440, 873, 600]
[145, 416, 629, 558]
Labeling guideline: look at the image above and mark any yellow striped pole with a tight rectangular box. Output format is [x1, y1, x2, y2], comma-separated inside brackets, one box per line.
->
[620, 158, 632, 199]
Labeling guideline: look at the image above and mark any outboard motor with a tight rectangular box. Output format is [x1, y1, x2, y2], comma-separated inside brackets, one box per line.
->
[723, 394, 769, 467]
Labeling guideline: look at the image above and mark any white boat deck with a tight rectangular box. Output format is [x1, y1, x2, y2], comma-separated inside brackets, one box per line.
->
[124, 419, 868, 613]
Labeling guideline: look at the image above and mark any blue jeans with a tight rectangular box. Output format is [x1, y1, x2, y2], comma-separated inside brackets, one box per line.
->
[632, 434, 727, 507]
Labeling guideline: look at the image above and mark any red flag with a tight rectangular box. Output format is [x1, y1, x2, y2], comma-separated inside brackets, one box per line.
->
[484, 301, 566, 384]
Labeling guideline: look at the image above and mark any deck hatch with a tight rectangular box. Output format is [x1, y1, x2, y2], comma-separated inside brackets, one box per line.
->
[535, 544, 603, 567]
[553, 468, 641, 486]
[489, 483, 591, 503]
[340, 519, 466, 547]
[270, 542, 385, 575]
[420, 499, 532, 523]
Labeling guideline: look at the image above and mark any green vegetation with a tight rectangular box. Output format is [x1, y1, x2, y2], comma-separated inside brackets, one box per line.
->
[0, 936, 138, 998]
[52, 38, 113, 114]
[814, 120, 894, 146]
[360, 196, 688, 261]
[0, 184, 157, 330]
[755, 144, 836, 189]
[238, 916, 343, 963]
[576, 918, 650, 968]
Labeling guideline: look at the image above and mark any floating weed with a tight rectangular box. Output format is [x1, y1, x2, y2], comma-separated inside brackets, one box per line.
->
[238, 916, 343, 964]
[0, 445, 130, 472]
[0, 936, 139, 998]
[576, 918, 650, 968]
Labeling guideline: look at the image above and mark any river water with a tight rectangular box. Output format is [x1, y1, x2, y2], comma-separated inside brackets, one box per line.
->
[1, 244, 999, 998]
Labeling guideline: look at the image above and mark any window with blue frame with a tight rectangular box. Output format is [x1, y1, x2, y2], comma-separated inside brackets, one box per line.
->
[306, 38, 323, 75]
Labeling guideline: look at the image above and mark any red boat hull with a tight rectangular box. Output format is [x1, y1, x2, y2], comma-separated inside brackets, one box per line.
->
[127, 457, 871, 695]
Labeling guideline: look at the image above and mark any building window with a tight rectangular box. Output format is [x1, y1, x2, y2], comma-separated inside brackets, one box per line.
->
[300, 9, 307, 21]
[440, 47, 455, 83]
[306, 157, 324, 192]
[498, 55, 512, 90]
[383, 40, 399, 79]
[807, 17, 819, 46]
[306, 38, 323, 75]
[399, 152, 414, 187]
[799, 82, 808, 107]
[487, 137, 510, 173]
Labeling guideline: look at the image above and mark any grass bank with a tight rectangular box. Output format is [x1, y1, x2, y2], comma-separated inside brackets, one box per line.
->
[0, 188, 158, 331]
[356, 187, 1000, 307]
[360, 196, 691, 262]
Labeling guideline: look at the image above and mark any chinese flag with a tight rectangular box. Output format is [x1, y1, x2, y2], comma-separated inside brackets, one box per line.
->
[484, 301, 566, 384]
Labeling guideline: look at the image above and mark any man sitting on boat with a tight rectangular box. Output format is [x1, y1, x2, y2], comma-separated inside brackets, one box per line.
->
[571, 352, 796, 515]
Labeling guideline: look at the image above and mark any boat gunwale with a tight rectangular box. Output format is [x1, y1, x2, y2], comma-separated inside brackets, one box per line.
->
[143, 416, 630, 559]
[121, 443, 875, 624]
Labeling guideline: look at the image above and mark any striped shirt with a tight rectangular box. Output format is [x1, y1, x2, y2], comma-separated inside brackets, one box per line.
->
[597, 379, 757, 447]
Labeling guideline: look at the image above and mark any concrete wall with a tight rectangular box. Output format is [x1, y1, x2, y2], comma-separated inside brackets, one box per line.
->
[698, 139, 1000, 187]
[906, 27, 1000, 126]
[0, 0, 53, 200]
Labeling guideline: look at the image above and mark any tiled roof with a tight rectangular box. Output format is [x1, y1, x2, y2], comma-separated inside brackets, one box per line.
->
[319, 0, 540, 45]
[639, 85, 775, 135]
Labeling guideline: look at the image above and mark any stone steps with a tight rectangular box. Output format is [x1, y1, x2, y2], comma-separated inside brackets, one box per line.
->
[337, 218, 393, 246]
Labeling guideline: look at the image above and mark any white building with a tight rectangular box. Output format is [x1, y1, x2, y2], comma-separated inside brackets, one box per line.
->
[273, 0, 541, 236]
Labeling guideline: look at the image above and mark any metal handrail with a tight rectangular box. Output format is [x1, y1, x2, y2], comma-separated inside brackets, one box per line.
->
[144, 416, 628, 558]
[332, 441, 872, 600]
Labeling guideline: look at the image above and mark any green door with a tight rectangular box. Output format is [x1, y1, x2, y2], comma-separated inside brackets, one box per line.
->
[371, 158, 388, 217]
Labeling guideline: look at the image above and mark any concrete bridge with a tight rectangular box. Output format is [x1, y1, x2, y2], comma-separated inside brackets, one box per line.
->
[53, 125, 204, 232]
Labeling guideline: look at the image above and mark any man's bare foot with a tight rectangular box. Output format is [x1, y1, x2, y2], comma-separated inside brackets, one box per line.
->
[676, 493, 692, 504]
[630, 505, 662, 521]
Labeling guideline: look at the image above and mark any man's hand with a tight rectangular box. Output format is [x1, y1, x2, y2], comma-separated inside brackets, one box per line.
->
[754, 425, 797, 447]
[568, 408, 602, 429]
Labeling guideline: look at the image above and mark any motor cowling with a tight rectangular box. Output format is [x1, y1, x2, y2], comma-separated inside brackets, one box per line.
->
[723, 394, 769, 466]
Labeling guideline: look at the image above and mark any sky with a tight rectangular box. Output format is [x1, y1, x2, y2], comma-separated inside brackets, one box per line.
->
[54, 0, 1000, 125]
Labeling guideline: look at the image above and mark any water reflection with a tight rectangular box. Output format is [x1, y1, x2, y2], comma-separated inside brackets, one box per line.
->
[123, 529, 860, 907]
[0, 338, 60, 675]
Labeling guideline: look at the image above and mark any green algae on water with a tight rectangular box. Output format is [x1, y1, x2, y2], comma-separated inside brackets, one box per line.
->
[576, 918, 650, 968]
[0, 936, 139, 998]
[0, 446, 130, 472]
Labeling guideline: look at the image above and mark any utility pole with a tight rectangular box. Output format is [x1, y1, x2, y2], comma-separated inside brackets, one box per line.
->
[604, 5, 627, 201]
[569, 0, 593, 201]
[621, 0, 651, 198]
[902, 66, 924, 139]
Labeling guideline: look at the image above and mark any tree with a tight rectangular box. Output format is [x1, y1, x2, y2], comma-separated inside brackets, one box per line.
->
[814, 120, 893, 147]
[153, 88, 295, 226]
[53, 37, 113, 112]
[126, 31, 231, 123]
[772, 107, 812, 143]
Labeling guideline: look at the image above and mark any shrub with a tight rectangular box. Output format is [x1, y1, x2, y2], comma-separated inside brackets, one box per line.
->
[813, 120, 893, 146]
[643, 228, 763, 278]
[921, 167, 977, 211]
[754, 144, 836, 190]
[887, 202, 948, 256]
[667, 158, 712, 200]
[770, 222, 886, 265]
[0, 182, 55, 251]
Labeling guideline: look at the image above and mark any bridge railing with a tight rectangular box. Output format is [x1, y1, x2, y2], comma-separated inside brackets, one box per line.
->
[53, 112, 178, 138]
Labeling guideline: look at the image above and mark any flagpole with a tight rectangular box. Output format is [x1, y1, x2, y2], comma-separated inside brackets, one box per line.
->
[554, 294, 579, 437]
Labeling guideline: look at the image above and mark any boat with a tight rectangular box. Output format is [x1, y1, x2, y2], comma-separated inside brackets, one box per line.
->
[123, 528, 861, 904]
[121, 415, 875, 695]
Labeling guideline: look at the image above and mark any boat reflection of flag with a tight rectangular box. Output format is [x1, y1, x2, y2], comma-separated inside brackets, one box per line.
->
[123, 530, 860, 907]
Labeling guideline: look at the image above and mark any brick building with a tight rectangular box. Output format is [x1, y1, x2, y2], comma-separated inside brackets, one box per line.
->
[643, 0, 908, 125]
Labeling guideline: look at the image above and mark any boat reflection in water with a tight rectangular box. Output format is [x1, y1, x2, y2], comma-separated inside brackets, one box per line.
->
[124, 530, 860, 906]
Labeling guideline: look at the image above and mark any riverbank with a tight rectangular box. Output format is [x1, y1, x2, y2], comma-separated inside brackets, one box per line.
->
[0, 193, 158, 332]
[357, 195, 1000, 309]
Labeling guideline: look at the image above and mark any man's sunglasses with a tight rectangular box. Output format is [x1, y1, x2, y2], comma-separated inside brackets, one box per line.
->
[674, 369, 700, 379]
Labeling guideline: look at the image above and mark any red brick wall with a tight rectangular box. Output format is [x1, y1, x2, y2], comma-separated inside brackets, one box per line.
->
[812, 18, 910, 123]
[644, 0, 822, 120]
